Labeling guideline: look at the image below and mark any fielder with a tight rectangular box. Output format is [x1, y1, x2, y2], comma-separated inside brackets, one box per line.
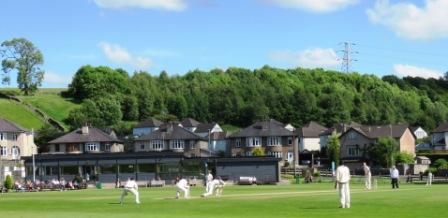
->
[175, 177, 190, 199]
[201, 177, 225, 197]
[363, 162, 371, 190]
[205, 172, 213, 193]
[426, 171, 433, 186]
[120, 178, 140, 205]
[336, 163, 351, 209]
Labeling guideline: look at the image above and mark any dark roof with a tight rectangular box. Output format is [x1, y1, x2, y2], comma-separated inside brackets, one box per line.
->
[135, 118, 164, 128]
[433, 123, 448, 133]
[48, 127, 121, 144]
[180, 118, 201, 128]
[195, 123, 217, 133]
[320, 122, 361, 136]
[23, 151, 184, 162]
[135, 124, 204, 141]
[342, 124, 410, 139]
[299, 121, 327, 138]
[229, 119, 294, 138]
[0, 118, 28, 132]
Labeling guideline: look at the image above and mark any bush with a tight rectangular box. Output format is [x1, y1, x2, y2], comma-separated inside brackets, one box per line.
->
[313, 171, 321, 177]
[252, 147, 265, 156]
[283, 161, 290, 167]
[4, 175, 13, 190]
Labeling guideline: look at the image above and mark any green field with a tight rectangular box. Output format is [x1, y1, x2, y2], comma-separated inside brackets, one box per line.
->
[0, 98, 46, 130]
[0, 183, 446, 218]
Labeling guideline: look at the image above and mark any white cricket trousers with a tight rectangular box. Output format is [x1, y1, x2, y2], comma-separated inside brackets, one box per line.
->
[203, 184, 215, 197]
[120, 188, 140, 204]
[338, 182, 350, 208]
[365, 174, 371, 190]
[177, 186, 190, 199]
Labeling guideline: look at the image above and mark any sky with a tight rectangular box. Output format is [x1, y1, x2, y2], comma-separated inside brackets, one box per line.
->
[0, 0, 447, 88]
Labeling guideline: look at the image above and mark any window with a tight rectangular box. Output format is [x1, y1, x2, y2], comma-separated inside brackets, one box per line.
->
[61, 166, 79, 175]
[348, 132, 358, 140]
[267, 137, 281, 146]
[0, 146, 7, 157]
[235, 139, 241, 148]
[12, 134, 18, 141]
[138, 164, 156, 173]
[348, 145, 360, 156]
[12, 146, 20, 159]
[190, 140, 196, 149]
[287, 137, 293, 145]
[105, 144, 111, 151]
[99, 165, 117, 174]
[245, 151, 253, 157]
[0, 133, 4, 140]
[171, 140, 185, 150]
[140, 144, 145, 150]
[151, 140, 164, 150]
[85, 142, 99, 152]
[119, 164, 135, 173]
[67, 144, 80, 152]
[247, 137, 261, 147]
[267, 151, 283, 158]
[54, 144, 60, 152]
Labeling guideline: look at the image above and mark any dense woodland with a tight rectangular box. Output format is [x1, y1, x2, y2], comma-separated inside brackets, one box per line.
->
[65, 65, 448, 132]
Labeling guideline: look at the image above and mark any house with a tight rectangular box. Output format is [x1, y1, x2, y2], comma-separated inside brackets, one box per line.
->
[410, 126, 428, 139]
[47, 126, 124, 154]
[0, 118, 37, 180]
[134, 122, 211, 157]
[320, 122, 361, 148]
[180, 118, 201, 132]
[228, 119, 297, 164]
[133, 118, 164, 136]
[194, 122, 228, 155]
[298, 121, 327, 152]
[432, 123, 448, 150]
[339, 124, 416, 167]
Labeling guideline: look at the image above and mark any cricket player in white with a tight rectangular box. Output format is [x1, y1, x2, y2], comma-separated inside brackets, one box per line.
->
[176, 177, 190, 199]
[363, 162, 371, 190]
[120, 178, 140, 204]
[205, 172, 213, 193]
[336, 163, 351, 209]
[426, 171, 433, 186]
[201, 177, 225, 197]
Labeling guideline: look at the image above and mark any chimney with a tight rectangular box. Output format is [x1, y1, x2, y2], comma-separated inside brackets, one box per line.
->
[82, 126, 89, 135]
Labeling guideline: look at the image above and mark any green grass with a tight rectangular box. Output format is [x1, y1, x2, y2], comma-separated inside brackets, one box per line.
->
[0, 183, 446, 218]
[18, 90, 79, 129]
[221, 124, 241, 134]
[0, 98, 46, 130]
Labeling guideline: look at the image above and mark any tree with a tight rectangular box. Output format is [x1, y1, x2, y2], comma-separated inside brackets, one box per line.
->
[35, 124, 62, 153]
[1, 38, 44, 95]
[252, 147, 265, 156]
[434, 158, 448, 170]
[327, 133, 341, 166]
[369, 137, 399, 167]
[396, 152, 414, 165]
[4, 175, 13, 190]
[67, 97, 122, 128]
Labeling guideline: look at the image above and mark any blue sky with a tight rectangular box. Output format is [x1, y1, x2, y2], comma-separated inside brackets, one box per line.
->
[1, 0, 447, 88]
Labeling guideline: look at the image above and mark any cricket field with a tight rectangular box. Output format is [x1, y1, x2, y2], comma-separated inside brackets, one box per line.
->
[0, 182, 446, 218]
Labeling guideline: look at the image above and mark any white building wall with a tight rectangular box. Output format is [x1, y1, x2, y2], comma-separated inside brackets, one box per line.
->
[299, 137, 321, 152]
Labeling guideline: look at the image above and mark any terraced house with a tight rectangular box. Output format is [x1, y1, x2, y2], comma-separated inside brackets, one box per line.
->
[0, 118, 37, 180]
[228, 119, 297, 164]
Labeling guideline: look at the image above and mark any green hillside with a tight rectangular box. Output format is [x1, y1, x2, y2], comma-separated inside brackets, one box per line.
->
[18, 89, 80, 129]
[0, 88, 80, 130]
[0, 98, 46, 130]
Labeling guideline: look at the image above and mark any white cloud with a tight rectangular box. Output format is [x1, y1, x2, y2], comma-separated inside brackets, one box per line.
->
[93, 0, 186, 11]
[393, 64, 442, 79]
[367, 0, 448, 40]
[44, 71, 72, 86]
[266, 0, 358, 12]
[99, 42, 152, 70]
[269, 48, 340, 69]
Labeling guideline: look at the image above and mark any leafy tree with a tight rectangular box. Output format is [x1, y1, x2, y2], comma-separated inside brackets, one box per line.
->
[252, 147, 265, 156]
[327, 133, 341, 166]
[434, 158, 448, 170]
[395, 152, 414, 165]
[121, 96, 139, 121]
[35, 124, 63, 153]
[4, 175, 13, 190]
[369, 137, 399, 167]
[0, 38, 44, 95]
[67, 97, 122, 128]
